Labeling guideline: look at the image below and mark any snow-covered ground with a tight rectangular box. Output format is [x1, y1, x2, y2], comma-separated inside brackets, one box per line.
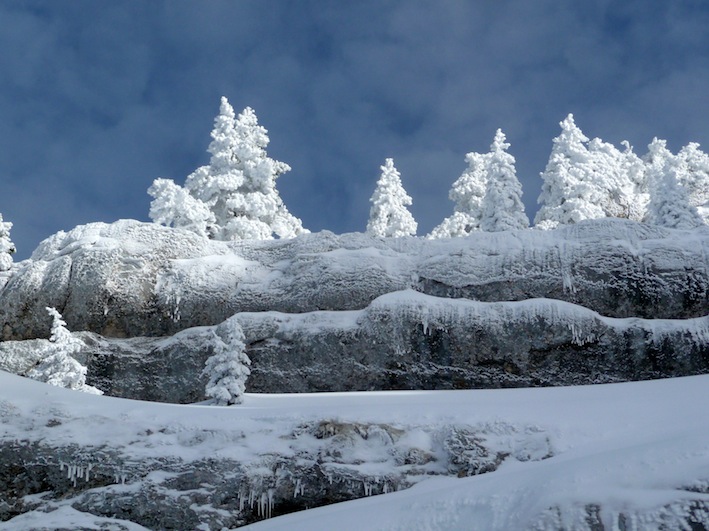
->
[2, 370, 709, 529]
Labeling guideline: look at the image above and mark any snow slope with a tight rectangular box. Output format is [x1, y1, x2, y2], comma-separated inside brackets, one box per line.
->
[2, 370, 709, 529]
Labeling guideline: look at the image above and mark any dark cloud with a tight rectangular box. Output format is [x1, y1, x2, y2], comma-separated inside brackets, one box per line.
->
[1, 0, 708, 258]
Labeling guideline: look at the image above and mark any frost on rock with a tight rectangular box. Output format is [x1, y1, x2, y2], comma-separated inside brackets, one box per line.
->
[2, 217, 709, 342]
[27, 308, 102, 395]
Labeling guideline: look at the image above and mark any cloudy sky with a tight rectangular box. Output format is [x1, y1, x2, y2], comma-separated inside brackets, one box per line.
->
[1, 1, 708, 258]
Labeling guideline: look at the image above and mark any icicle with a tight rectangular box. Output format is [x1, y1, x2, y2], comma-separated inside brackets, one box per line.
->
[257, 491, 273, 519]
[363, 481, 372, 496]
[112, 470, 127, 485]
[172, 295, 182, 322]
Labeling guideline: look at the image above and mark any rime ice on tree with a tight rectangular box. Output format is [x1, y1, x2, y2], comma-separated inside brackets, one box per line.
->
[675, 142, 709, 223]
[535, 114, 605, 229]
[27, 307, 102, 395]
[149, 96, 307, 241]
[366, 158, 417, 238]
[429, 152, 489, 238]
[202, 317, 251, 405]
[587, 138, 646, 221]
[644, 138, 703, 230]
[0, 214, 15, 272]
[479, 129, 529, 232]
[148, 178, 216, 238]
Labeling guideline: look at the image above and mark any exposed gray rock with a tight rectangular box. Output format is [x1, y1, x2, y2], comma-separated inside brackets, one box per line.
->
[0, 419, 548, 528]
[2, 292, 698, 404]
[1, 219, 708, 341]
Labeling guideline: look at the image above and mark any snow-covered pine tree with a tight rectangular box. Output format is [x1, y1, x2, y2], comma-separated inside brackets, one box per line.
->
[148, 178, 216, 238]
[366, 158, 417, 238]
[201, 317, 251, 405]
[644, 138, 703, 230]
[586, 137, 645, 221]
[185, 97, 307, 240]
[27, 307, 102, 394]
[149, 96, 307, 241]
[534, 114, 604, 229]
[428, 151, 489, 238]
[617, 140, 649, 221]
[480, 129, 529, 232]
[676, 142, 709, 223]
[0, 214, 15, 271]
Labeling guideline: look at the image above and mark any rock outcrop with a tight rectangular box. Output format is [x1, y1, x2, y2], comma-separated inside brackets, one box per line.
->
[1, 219, 708, 342]
[1, 217, 709, 529]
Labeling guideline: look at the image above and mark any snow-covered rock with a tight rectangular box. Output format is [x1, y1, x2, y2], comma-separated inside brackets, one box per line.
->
[3, 290, 706, 403]
[0, 218, 708, 342]
[0, 372, 553, 529]
[1, 371, 708, 529]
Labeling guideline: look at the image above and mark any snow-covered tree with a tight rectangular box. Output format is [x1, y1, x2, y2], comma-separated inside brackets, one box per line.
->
[585, 138, 646, 221]
[149, 96, 307, 241]
[676, 142, 709, 222]
[643, 138, 703, 230]
[27, 308, 102, 395]
[480, 129, 529, 232]
[202, 317, 251, 406]
[147, 178, 216, 238]
[428, 152, 489, 238]
[185, 98, 307, 240]
[366, 158, 417, 237]
[0, 214, 15, 271]
[617, 140, 649, 221]
[535, 114, 605, 229]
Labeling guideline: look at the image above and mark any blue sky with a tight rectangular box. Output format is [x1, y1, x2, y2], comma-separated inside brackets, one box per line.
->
[1, 1, 709, 258]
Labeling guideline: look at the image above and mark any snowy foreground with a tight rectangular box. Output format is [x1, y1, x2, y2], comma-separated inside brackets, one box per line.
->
[2, 371, 709, 530]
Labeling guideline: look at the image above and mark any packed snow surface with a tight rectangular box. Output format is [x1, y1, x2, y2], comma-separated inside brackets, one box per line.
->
[2, 371, 709, 529]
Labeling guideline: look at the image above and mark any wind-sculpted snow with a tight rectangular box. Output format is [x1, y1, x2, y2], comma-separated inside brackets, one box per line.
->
[0, 218, 708, 341]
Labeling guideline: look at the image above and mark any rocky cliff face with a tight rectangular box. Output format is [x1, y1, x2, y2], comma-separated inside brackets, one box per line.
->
[5, 292, 707, 404]
[1, 218, 708, 343]
[1, 219, 709, 529]
[1, 218, 707, 402]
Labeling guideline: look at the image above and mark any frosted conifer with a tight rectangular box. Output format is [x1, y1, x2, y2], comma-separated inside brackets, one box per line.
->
[429, 151, 488, 238]
[644, 139, 703, 230]
[150, 96, 307, 240]
[676, 142, 709, 223]
[148, 178, 216, 238]
[480, 129, 528, 232]
[0, 214, 15, 271]
[586, 138, 644, 221]
[366, 158, 417, 238]
[535, 114, 604, 229]
[202, 318, 251, 405]
[185, 98, 307, 240]
[27, 308, 102, 395]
